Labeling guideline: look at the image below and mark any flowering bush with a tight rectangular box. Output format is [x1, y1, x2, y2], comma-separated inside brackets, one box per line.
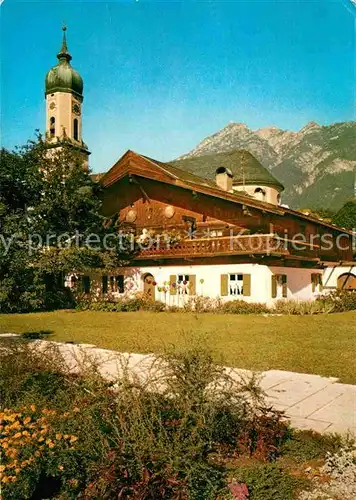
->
[0, 406, 81, 499]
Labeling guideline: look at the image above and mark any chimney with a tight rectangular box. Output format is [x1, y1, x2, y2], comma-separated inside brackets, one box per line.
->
[216, 167, 233, 192]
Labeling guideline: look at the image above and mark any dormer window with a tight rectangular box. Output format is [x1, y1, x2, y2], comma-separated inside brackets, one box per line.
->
[254, 187, 266, 200]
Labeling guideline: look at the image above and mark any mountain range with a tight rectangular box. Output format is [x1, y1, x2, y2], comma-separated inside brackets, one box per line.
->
[178, 121, 356, 211]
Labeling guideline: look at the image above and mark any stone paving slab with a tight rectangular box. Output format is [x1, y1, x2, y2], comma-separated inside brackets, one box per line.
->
[2, 336, 355, 435]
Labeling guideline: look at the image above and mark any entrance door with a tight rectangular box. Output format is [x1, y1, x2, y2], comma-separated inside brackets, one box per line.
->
[143, 273, 156, 300]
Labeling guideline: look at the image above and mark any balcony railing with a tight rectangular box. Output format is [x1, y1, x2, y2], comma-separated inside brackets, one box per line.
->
[136, 234, 291, 260]
[133, 232, 353, 263]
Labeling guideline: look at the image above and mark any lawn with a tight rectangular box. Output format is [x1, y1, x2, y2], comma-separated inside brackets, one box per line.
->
[1, 310, 355, 383]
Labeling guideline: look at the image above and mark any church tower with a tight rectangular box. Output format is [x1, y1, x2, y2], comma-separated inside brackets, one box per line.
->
[45, 26, 90, 167]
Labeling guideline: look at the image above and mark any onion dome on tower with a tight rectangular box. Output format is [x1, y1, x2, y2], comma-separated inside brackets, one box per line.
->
[45, 26, 83, 98]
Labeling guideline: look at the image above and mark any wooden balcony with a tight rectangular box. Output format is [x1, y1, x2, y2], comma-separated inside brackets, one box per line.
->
[134, 233, 353, 263]
[136, 234, 292, 260]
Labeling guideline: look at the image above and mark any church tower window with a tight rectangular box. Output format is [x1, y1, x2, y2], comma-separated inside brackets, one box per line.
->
[49, 116, 55, 137]
[73, 118, 79, 141]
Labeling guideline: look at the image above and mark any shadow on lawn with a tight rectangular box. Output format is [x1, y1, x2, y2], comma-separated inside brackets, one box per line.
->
[21, 330, 54, 340]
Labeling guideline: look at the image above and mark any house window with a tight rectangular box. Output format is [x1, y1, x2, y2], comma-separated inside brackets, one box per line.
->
[49, 116, 55, 137]
[177, 274, 190, 294]
[110, 275, 125, 293]
[271, 274, 287, 298]
[73, 119, 79, 141]
[82, 276, 90, 294]
[311, 273, 323, 293]
[229, 274, 244, 296]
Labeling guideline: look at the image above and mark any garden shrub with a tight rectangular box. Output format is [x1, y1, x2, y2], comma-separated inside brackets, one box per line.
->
[317, 290, 356, 313]
[182, 296, 222, 313]
[237, 407, 291, 461]
[221, 300, 269, 315]
[78, 294, 166, 313]
[280, 429, 343, 463]
[232, 463, 307, 500]
[273, 300, 326, 316]
[1, 341, 280, 499]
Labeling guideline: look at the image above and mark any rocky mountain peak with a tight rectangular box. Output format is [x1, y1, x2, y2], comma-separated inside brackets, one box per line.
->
[299, 121, 321, 133]
[177, 121, 355, 210]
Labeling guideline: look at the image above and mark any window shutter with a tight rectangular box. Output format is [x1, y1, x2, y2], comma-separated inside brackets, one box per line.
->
[318, 274, 323, 292]
[282, 274, 288, 298]
[311, 274, 316, 293]
[220, 275, 229, 296]
[102, 275, 108, 294]
[243, 274, 251, 297]
[170, 275, 177, 295]
[271, 275, 277, 298]
[189, 275, 196, 295]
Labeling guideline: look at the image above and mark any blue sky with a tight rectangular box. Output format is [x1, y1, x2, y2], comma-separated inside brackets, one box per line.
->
[1, 0, 355, 172]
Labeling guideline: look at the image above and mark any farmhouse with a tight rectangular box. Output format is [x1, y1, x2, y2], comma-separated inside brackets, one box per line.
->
[45, 28, 356, 305]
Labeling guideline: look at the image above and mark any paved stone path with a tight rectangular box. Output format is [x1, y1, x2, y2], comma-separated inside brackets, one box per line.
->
[1, 334, 355, 435]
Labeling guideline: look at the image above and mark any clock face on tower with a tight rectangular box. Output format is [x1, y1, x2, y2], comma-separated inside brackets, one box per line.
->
[72, 103, 81, 115]
[49, 102, 56, 110]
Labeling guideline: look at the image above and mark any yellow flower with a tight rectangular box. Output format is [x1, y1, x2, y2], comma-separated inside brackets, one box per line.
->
[58, 465, 64, 471]
[0, 466, 5, 472]
[55, 433, 62, 440]
[48, 442, 55, 449]
[64, 434, 70, 440]
[73, 407, 80, 413]
[6, 449, 18, 459]
[2, 442, 9, 449]
[1, 476, 9, 484]
[34, 451, 41, 457]
[13, 432, 22, 439]
[70, 436, 78, 443]
[15, 468, 21, 474]
[23, 416, 31, 425]
[30, 405, 36, 412]
[38, 437, 45, 442]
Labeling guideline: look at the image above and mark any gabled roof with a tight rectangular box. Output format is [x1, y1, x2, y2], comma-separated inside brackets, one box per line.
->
[99, 149, 354, 235]
[100, 150, 285, 215]
[171, 149, 284, 191]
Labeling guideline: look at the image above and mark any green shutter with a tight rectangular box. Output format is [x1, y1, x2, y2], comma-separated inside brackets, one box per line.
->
[170, 275, 177, 295]
[243, 274, 251, 297]
[221, 275, 229, 296]
[189, 275, 196, 295]
[271, 275, 277, 298]
[282, 274, 288, 298]
[102, 275, 108, 294]
[318, 274, 323, 292]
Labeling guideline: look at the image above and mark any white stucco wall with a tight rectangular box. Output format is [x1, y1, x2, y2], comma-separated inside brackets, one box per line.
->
[267, 266, 322, 302]
[233, 185, 281, 205]
[95, 263, 321, 306]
